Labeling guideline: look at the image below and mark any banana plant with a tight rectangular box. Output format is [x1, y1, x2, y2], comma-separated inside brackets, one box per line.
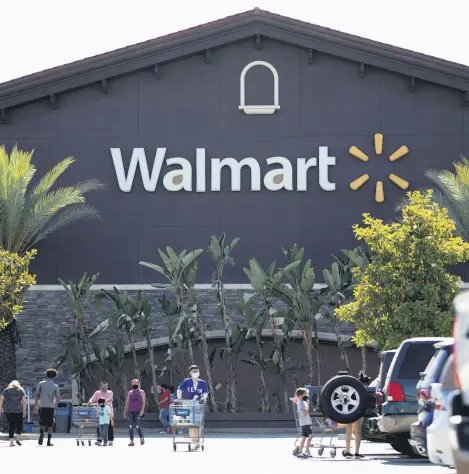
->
[159, 294, 182, 382]
[218, 323, 248, 411]
[238, 297, 270, 412]
[184, 261, 218, 412]
[140, 247, 203, 365]
[243, 257, 300, 412]
[91, 296, 128, 410]
[58, 272, 99, 395]
[137, 291, 161, 409]
[140, 247, 219, 411]
[321, 261, 353, 372]
[208, 233, 240, 412]
[274, 244, 325, 386]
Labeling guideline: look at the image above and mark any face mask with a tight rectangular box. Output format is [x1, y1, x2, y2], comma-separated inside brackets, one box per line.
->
[303, 395, 309, 401]
[132, 384, 139, 389]
[99, 404, 105, 407]
[191, 371, 199, 380]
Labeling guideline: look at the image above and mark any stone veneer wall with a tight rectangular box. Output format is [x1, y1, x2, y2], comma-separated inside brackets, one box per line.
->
[16, 288, 356, 398]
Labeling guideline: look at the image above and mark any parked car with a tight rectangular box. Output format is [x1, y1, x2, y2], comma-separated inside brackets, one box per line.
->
[410, 339, 454, 456]
[449, 292, 469, 473]
[364, 349, 396, 443]
[427, 353, 456, 468]
[377, 337, 450, 457]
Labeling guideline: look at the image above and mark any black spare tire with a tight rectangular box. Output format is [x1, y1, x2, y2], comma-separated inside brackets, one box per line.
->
[319, 375, 368, 424]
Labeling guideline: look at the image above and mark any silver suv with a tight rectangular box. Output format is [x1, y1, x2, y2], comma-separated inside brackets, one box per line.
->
[450, 292, 469, 473]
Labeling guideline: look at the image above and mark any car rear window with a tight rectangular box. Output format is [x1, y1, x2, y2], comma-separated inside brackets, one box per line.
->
[379, 352, 396, 383]
[424, 346, 451, 385]
[440, 354, 456, 391]
[422, 347, 451, 385]
[397, 343, 439, 379]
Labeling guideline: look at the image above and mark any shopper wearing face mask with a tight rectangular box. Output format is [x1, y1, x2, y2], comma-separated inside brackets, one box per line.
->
[89, 381, 114, 446]
[177, 365, 208, 451]
[123, 379, 146, 446]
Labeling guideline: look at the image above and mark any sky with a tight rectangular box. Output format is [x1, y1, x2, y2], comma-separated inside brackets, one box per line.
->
[1, 0, 468, 84]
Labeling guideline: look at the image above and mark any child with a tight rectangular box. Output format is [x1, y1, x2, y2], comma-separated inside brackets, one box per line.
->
[96, 397, 113, 446]
[296, 387, 314, 458]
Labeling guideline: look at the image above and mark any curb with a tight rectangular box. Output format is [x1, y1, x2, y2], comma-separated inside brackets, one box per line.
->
[1, 427, 344, 438]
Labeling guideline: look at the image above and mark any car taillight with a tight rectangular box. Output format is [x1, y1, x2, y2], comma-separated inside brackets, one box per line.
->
[453, 316, 462, 390]
[418, 388, 431, 401]
[376, 391, 384, 405]
[387, 382, 405, 402]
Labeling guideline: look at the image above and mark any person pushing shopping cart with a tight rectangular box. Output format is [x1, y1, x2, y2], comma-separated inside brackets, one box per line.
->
[176, 365, 208, 451]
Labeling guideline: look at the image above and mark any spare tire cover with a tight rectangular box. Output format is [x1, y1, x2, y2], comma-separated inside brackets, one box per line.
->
[319, 375, 368, 424]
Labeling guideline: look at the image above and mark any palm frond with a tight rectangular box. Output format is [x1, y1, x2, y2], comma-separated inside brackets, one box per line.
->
[397, 159, 469, 241]
[0, 146, 102, 253]
[30, 157, 75, 199]
[72, 179, 106, 194]
[26, 204, 101, 252]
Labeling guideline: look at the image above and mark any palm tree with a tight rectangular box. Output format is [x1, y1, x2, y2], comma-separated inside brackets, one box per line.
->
[0, 145, 103, 388]
[396, 158, 469, 240]
[0, 145, 104, 254]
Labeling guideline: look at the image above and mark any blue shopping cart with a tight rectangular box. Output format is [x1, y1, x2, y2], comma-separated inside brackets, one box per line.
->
[72, 405, 99, 446]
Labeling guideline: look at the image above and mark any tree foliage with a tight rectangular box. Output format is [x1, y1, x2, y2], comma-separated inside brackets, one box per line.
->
[0, 145, 104, 254]
[0, 249, 36, 329]
[336, 190, 469, 349]
[396, 158, 469, 241]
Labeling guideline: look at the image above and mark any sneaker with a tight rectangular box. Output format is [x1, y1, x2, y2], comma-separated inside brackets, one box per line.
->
[103, 443, 108, 446]
[38, 431, 44, 446]
[354, 453, 365, 459]
[47, 442, 54, 447]
[160, 430, 166, 434]
[343, 451, 353, 459]
[304, 450, 312, 457]
[191, 442, 200, 451]
[297, 452, 308, 459]
[108, 441, 113, 446]
[128, 442, 135, 446]
[95, 441, 102, 446]
[140, 437, 145, 445]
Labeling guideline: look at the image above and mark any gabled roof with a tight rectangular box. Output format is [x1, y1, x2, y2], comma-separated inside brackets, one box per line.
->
[2, 7, 469, 109]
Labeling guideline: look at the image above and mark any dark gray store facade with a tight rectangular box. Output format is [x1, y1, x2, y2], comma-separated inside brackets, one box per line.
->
[2, 9, 469, 401]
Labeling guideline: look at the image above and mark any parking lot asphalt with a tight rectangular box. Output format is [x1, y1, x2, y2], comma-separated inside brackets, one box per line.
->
[0, 434, 454, 473]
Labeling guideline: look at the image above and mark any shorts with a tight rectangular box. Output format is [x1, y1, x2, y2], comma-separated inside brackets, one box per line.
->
[39, 408, 55, 427]
[301, 425, 313, 437]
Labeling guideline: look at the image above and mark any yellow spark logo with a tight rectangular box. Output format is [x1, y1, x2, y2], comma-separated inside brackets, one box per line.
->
[349, 133, 409, 203]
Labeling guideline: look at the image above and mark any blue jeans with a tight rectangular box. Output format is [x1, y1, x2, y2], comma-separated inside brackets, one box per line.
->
[99, 423, 109, 444]
[128, 412, 143, 441]
[159, 408, 169, 431]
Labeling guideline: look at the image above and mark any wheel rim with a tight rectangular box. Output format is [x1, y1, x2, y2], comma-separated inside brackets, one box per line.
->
[330, 385, 360, 415]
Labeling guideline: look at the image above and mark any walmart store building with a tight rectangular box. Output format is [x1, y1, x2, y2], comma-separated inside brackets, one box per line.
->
[2, 9, 469, 403]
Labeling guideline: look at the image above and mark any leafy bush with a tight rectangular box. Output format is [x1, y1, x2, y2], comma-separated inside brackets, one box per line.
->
[336, 190, 469, 349]
[0, 249, 36, 329]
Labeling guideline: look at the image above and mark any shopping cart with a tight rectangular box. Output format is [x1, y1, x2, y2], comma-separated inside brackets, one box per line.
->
[72, 405, 99, 446]
[291, 386, 346, 458]
[169, 399, 206, 452]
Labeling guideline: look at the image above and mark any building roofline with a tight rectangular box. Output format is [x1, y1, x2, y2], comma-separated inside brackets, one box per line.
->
[1, 7, 469, 109]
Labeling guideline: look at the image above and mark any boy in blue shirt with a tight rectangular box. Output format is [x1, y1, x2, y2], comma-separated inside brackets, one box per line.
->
[177, 365, 208, 450]
[96, 397, 113, 446]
